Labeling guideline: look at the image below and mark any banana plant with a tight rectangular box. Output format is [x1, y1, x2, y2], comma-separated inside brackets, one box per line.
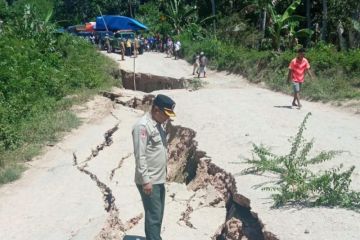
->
[267, 0, 312, 51]
[162, 0, 197, 34]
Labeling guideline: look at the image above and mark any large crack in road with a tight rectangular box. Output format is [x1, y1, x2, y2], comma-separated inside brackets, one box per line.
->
[102, 91, 279, 240]
[73, 123, 143, 239]
[69, 69, 277, 240]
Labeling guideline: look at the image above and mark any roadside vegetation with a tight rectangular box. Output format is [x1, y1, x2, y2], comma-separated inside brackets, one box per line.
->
[135, 0, 360, 101]
[240, 113, 360, 210]
[180, 38, 360, 101]
[0, 3, 119, 184]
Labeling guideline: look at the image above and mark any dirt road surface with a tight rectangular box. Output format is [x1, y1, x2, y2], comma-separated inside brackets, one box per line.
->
[0, 51, 359, 240]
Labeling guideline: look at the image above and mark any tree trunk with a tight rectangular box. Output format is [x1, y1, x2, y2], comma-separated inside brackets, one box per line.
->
[337, 20, 346, 51]
[321, 0, 328, 41]
[306, 0, 311, 28]
[261, 10, 266, 38]
[210, 0, 216, 35]
[349, 9, 360, 48]
[128, 0, 133, 18]
[306, 0, 311, 45]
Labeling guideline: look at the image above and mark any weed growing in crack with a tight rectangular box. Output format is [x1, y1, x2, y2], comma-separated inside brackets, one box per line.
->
[241, 112, 360, 210]
[187, 78, 206, 91]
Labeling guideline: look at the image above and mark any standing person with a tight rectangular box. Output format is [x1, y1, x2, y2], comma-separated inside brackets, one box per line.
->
[174, 40, 181, 60]
[192, 52, 200, 75]
[104, 33, 111, 53]
[126, 38, 132, 56]
[134, 37, 140, 57]
[89, 33, 95, 44]
[149, 35, 155, 51]
[288, 48, 313, 108]
[166, 37, 173, 57]
[162, 35, 167, 53]
[132, 94, 176, 240]
[198, 52, 208, 78]
[120, 39, 125, 61]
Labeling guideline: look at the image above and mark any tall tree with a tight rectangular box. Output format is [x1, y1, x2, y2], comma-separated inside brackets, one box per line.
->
[53, 0, 128, 26]
[242, 0, 274, 38]
[305, 0, 311, 45]
[306, 0, 311, 29]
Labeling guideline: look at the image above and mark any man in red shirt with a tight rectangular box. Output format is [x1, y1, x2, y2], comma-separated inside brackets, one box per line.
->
[288, 48, 313, 108]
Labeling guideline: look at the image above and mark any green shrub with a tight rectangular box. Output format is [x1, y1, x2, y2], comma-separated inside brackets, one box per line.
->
[0, 164, 25, 185]
[0, 5, 119, 184]
[241, 113, 360, 210]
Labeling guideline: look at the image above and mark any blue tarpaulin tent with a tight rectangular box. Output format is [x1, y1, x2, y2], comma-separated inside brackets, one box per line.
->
[95, 16, 148, 31]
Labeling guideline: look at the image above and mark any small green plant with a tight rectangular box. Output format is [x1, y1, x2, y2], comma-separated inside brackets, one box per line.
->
[186, 78, 205, 91]
[242, 112, 360, 210]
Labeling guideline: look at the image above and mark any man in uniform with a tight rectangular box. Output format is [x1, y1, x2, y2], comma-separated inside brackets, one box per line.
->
[104, 33, 111, 53]
[132, 94, 176, 240]
[120, 38, 125, 61]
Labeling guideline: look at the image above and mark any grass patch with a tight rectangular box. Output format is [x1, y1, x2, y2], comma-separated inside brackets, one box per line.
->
[1, 104, 83, 185]
[0, 164, 26, 185]
[186, 78, 206, 91]
[21, 110, 81, 146]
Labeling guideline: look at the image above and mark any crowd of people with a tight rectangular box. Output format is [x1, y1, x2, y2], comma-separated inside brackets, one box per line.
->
[142, 34, 181, 60]
[108, 32, 209, 78]
[142, 34, 209, 77]
[82, 30, 209, 78]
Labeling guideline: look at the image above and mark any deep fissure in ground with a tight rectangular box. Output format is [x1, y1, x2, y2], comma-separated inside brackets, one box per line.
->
[108, 92, 279, 240]
[120, 70, 187, 92]
[73, 124, 142, 240]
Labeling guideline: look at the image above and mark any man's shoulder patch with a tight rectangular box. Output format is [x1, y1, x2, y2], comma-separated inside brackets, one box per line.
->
[140, 127, 147, 139]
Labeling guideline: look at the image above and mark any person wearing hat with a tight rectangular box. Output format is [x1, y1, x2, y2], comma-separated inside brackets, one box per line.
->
[132, 94, 176, 240]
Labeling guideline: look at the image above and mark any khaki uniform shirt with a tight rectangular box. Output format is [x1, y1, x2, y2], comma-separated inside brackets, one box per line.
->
[132, 113, 168, 185]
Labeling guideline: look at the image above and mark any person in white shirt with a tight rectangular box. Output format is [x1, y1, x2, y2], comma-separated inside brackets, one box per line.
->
[174, 40, 181, 60]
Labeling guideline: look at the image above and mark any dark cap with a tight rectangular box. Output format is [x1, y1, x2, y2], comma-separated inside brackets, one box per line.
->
[153, 94, 176, 117]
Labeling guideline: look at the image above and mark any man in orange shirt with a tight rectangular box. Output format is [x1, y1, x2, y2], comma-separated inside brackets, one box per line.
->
[288, 48, 313, 108]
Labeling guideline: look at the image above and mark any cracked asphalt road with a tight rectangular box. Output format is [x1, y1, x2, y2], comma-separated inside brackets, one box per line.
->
[1, 51, 360, 240]
[0, 93, 227, 240]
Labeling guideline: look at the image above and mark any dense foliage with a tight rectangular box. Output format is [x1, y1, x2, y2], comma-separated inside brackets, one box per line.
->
[0, 3, 118, 183]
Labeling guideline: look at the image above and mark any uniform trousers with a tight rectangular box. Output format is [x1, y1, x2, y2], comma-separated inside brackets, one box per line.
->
[137, 184, 165, 240]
